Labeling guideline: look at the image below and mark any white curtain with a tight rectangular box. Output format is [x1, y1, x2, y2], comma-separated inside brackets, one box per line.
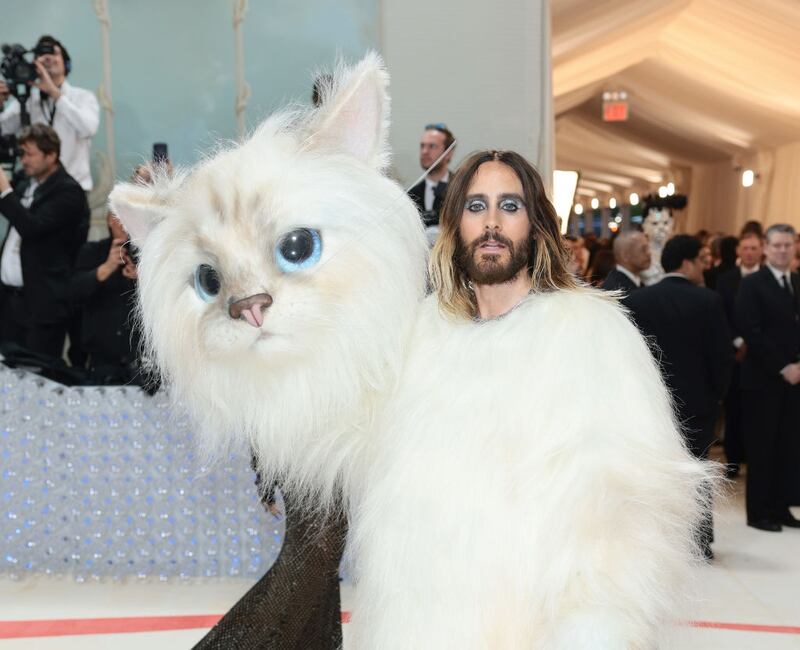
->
[552, 0, 800, 232]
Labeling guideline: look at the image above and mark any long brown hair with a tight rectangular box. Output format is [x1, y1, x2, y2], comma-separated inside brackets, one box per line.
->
[430, 150, 578, 319]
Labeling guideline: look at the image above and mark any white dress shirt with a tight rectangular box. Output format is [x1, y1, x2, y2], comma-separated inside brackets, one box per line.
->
[1, 180, 38, 287]
[0, 81, 100, 190]
[615, 264, 641, 287]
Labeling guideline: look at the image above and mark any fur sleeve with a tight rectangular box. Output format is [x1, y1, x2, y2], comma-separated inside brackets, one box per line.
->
[536, 291, 716, 649]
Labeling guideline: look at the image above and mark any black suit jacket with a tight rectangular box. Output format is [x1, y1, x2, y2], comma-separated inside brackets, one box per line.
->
[735, 266, 800, 391]
[408, 177, 449, 221]
[626, 276, 734, 427]
[0, 166, 89, 325]
[602, 268, 640, 294]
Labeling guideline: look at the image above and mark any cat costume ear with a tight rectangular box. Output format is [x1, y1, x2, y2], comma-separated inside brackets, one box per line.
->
[108, 180, 169, 245]
[307, 51, 391, 171]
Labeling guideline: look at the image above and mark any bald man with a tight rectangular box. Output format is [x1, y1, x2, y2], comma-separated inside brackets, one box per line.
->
[603, 231, 652, 294]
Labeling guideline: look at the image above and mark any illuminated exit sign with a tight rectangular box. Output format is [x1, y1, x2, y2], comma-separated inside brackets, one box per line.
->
[602, 91, 629, 122]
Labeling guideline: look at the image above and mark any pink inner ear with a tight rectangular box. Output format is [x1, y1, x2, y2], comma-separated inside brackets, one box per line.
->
[340, 90, 380, 162]
[324, 73, 382, 164]
[113, 207, 151, 244]
[109, 185, 160, 244]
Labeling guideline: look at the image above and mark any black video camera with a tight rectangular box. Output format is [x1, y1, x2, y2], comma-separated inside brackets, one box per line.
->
[0, 43, 51, 88]
[0, 42, 54, 165]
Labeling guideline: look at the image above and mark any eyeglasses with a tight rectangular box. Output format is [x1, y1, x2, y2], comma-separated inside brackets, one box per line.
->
[425, 123, 448, 131]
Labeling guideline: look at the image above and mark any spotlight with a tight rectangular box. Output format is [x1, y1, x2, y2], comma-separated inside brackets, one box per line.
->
[742, 169, 754, 187]
[658, 186, 668, 198]
[591, 197, 600, 210]
[574, 203, 584, 215]
[629, 192, 639, 205]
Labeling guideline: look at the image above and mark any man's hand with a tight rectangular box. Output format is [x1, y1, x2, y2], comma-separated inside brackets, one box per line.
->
[121, 250, 139, 281]
[96, 238, 126, 282]
[0, 80, 9, 104]
[0, 165, 11, 193]
[780, 363, 800, 385]
[33, 60, 61, 100]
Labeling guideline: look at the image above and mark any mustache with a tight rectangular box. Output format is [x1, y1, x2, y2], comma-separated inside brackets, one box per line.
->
[470, 230, 514, 250]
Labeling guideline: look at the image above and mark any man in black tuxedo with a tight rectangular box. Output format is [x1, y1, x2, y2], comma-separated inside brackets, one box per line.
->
[626, 234, 734, 558]
[603, 230, 651, 295]
[716, 233, 763, 477]
[0, 124, 89, 357]
[736, 223, 800, 532]
[407, 123, 455, 227]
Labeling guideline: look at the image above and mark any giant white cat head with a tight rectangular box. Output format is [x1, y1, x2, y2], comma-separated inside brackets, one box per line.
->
[109, 53, 427, 504]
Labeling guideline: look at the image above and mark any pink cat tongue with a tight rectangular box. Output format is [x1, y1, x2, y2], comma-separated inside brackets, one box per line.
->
[242, 306, 263, 328]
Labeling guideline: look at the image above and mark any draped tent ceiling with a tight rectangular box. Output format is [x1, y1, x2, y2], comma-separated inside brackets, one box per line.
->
[551, 0, 800, 232]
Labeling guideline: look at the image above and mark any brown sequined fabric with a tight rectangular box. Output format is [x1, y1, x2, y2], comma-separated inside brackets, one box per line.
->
[193, 487, 347, 650]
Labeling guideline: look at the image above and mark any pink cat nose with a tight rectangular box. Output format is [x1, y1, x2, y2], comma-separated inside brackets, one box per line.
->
[229, 293, 273, 328]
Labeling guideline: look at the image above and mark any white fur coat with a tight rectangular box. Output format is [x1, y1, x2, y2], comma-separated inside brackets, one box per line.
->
[347, 291, 711, 649]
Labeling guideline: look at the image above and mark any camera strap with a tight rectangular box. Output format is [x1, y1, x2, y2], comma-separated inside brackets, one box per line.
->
[39, 93, 56, 126]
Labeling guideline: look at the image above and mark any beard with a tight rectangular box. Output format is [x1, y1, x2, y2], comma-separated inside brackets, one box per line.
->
[457, 230, 531, 286]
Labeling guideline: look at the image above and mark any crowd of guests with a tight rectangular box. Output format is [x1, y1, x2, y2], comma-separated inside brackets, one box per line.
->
[565, 220, 800, 553]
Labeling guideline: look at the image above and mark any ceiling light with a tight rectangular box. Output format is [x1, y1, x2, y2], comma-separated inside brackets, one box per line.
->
[591, 197, 600, 210]
[667, 182, 675, 196]
[658, 186, 668, 198]
[609, 197, 617, 209]
[742, 169, 755, 188]
[615, 215, 622, 223]
[629, 192, 639, 205]
[574, 203, 584, 215]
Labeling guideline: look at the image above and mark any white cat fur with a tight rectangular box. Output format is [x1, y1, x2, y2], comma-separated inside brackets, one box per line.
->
[110, 53, 428, 507]
[111, 54, 715, 648]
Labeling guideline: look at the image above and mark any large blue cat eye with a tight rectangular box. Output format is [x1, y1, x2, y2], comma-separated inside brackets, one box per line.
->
[275, 228, 322, 273]
[194, 264, 221, 302]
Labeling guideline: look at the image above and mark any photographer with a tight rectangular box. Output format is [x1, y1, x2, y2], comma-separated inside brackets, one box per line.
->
[0, 124, 90, 357]
[70, 209, 140, 384]
[0, 35, 99, 191]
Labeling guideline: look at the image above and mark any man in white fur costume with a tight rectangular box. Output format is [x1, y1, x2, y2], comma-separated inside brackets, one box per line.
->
[110, 54, 714, 649]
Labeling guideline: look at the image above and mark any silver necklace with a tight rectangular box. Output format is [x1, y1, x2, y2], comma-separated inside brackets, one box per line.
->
[473, 291, 533, 322]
